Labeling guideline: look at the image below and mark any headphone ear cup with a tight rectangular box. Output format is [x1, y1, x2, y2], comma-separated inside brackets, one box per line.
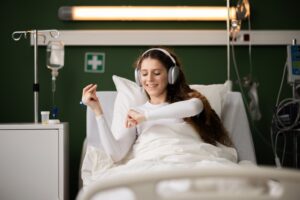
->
[168, 66, 179, 84]
[134, 68, 142, 87]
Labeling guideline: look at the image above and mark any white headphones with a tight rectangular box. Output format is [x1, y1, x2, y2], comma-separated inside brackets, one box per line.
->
[135, 48, 180, 86]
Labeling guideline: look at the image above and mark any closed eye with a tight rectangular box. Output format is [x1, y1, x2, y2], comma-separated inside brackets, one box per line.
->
[141, 70, 161, 76]
[153, 70, 161, 75]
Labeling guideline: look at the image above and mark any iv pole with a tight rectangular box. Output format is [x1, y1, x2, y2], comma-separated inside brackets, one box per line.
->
[12, 29, 59, 123]
[226, 0, 231, 83]
[33, 30, 38, 123]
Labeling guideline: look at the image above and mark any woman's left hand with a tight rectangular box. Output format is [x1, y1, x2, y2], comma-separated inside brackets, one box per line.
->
[125, 109, 145, 128]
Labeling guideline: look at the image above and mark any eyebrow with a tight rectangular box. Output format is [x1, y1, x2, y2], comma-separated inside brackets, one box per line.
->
[140, 69, 162, 72]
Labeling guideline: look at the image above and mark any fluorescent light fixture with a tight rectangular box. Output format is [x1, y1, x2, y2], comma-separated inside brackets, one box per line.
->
[58, 6, 238, 21]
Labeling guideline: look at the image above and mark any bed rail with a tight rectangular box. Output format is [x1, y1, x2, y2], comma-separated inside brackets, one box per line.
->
[76, 166, 300, 200]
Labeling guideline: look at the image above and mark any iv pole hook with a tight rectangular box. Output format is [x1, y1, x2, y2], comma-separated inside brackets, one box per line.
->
[12, 31, 29, 41]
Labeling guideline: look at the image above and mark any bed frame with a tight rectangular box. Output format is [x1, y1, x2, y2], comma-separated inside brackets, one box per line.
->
[77, 167, 300, 200]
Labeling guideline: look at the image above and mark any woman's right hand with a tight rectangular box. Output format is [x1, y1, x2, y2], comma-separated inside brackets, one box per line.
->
[125, 109, 145, 128]
[82, 84, 103, 116]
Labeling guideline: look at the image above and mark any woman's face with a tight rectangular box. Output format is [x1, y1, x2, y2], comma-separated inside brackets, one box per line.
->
[140, 58, 168, 103]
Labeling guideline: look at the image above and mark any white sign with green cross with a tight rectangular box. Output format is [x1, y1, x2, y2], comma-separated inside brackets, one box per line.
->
[85, 52, 105, 73]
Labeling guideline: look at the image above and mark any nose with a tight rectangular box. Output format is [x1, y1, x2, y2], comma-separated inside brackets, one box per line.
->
[146, 73, 154, 81]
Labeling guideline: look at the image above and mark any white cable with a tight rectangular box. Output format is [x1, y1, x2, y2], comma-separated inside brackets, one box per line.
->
[276, 98, 300, 131]
[247, 15, 253, 77]
[271, 59, 299, 160]
[271, 97, 300, 168]
[231, 40, 248, 104]
[275, 157, 282, 168]
[230, 14, 293, 164]
[274, 130, 290, 168]
[232, 38, 272, 148]
[296, 135, 298, 168]
[276, 62, 288, 106]
[274, 130, 283, 168]
[270, 126, 276, 157]
[281, 134, 287, 166]
[274, 131, 280, 158]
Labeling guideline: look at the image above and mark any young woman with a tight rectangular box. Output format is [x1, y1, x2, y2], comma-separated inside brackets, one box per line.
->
[82, 48, 234, 163]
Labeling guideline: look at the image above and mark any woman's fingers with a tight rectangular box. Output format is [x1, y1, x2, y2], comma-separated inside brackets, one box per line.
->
[82, 84, 97, 96]
[84, 92, 99, 104]
[89, 92, 99, 102]
[125, 115, 137, 128]
[81, 84, 103, 116]
[81, 84, 100, 106]
[125, 109, 144, 128]
[127, 109, 145, 124]
[82, 84, 94, 95]
[126, 120, 137, 128]
[86, 84, 97, 94]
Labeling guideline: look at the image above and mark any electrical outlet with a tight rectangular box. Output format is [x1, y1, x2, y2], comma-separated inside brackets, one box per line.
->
[243, 33, 250, 41]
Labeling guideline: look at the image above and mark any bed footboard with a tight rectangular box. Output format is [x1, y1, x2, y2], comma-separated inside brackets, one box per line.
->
[76, 166, 300, 200]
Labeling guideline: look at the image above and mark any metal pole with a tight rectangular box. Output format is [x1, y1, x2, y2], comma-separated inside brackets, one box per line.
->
[226, 0, 231, 82]
[33, 30, 39, 123]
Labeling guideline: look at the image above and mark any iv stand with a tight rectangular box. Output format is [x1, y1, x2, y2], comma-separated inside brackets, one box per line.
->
[12, 29, 59, 123]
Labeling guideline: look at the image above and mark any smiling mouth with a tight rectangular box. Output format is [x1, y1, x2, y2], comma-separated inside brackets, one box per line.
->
[146, 84, 158, 88]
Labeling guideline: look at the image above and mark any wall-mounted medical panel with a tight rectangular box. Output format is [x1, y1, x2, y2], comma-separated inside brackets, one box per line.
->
[31, 30, 300, 46]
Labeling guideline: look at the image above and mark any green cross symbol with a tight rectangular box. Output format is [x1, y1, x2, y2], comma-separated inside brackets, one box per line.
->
[85, 52, 105, 73]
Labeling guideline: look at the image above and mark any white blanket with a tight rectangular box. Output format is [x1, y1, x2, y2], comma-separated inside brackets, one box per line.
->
[82, 122, 242, 187]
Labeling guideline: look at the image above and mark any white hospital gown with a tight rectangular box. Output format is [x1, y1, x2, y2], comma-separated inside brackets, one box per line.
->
[82, 98, 240, 187]
[95, 98, 203, 162]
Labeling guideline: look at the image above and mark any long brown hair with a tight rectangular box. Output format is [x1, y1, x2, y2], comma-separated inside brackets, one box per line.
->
[136, 48, 233, 147]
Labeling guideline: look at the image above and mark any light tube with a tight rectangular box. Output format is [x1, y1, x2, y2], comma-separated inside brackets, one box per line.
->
[58, 6, 237, 21]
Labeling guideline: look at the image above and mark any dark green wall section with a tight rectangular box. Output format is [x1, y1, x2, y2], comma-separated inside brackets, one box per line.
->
[1, 0, 300, 199]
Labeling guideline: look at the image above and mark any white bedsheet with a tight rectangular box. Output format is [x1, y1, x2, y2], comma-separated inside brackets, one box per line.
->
[81, 122, 251, 188]
[80, 122, 279, 200]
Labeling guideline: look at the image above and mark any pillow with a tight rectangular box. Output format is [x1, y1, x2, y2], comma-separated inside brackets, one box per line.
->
[111, 75, 231, 136]
[111, 75, 147, 138]
[190, 80, 231, 117]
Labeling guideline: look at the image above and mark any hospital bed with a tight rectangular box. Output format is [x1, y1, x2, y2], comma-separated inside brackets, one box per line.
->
[77, 78, 300, 200]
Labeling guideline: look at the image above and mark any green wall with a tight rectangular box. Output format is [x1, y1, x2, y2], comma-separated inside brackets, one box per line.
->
[1, 0, 300, 199]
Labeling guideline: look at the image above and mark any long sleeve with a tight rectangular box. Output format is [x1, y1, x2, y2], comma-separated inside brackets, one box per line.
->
[95, 115, 136, 162]
[144, 98, 203, 120]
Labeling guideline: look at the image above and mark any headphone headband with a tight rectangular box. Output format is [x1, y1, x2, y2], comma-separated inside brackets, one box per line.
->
[141, 48, 176, 65]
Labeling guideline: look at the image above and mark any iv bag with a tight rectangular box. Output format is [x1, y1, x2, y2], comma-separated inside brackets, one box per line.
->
[46, 41, 64, 70]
